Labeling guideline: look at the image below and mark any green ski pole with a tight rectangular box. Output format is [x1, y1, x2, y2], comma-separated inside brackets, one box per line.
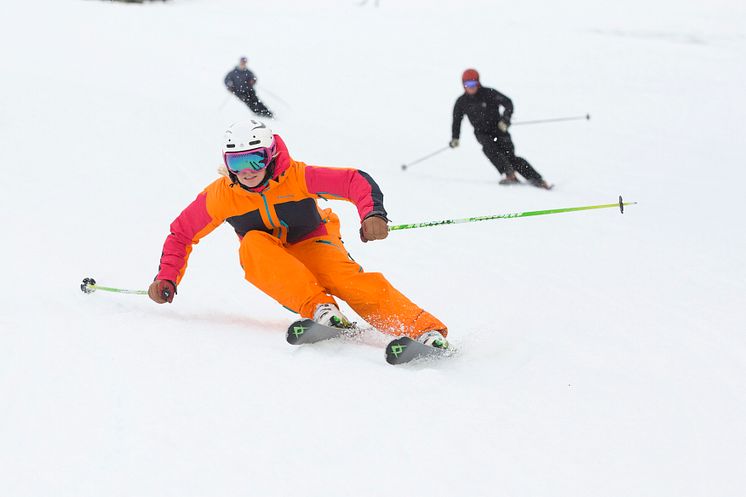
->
[389, 196, 636, 232]
[80, 277, 148, 295]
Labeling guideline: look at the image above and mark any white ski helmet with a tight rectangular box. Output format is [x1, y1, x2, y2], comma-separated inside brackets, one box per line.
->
[222, 119, 276, 156]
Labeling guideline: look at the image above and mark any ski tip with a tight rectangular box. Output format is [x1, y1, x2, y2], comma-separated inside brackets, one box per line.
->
[401, 164, 407, 171]
[385, 337, 409, 365]
[385, 337, 452, 365]
[286, 319, 310, 344]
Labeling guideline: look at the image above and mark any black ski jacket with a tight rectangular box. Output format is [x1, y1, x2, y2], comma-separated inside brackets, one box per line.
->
[224, 67, 257, 94]
[452, 86, 514, 139]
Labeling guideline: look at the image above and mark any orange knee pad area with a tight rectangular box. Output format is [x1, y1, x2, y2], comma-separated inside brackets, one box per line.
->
[238, 230, 446, 338]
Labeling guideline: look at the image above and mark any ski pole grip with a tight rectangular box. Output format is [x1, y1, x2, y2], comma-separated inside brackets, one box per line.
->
[159, 280, 176, 303]
[80, 277, 97, 294]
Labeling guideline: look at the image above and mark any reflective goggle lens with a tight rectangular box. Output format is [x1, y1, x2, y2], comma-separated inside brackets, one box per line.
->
[225, 149, 269, 173]
[463, 80, 479, 88]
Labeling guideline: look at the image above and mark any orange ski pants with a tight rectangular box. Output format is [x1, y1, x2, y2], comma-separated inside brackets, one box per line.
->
[238, 216, 447, 339]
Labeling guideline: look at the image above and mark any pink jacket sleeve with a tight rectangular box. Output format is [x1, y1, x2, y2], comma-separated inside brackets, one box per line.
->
[156, 192, 220, 284]
[304, 166, 388, 221]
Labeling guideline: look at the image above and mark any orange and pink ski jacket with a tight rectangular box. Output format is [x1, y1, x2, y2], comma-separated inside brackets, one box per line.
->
[156, 135, 387, 284]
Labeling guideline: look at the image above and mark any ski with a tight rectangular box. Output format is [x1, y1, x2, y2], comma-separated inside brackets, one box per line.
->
[385, 336, 450, 365]
[287, 319, 451, 365]
[286, 318, 356, 345]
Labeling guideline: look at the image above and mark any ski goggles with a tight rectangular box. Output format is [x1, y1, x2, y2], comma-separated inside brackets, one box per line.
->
[463, 80, 479, 88]
[224, 147, 274, 173]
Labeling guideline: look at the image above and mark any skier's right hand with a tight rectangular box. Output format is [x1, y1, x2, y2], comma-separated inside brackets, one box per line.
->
[148, 280, 176, 304]
[449, 139, 459, 148]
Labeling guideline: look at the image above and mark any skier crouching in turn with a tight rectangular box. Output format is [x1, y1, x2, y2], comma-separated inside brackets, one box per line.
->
[450, 68, 552, 189]
[148, 120, 449, 349]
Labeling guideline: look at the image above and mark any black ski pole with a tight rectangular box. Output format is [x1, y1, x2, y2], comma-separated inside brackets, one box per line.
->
[512, 114, 590, 126]
[401, 146, 451, 171]
[218, 93, 232, 111]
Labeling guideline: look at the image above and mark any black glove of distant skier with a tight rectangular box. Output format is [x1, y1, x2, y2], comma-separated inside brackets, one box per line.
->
[449, 139, 459, 148]
[148, 280, 176, 304]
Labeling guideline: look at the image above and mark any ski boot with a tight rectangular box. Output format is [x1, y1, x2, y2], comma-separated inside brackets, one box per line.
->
[417, 330, 450, 350]
[499, 172, 520, 185]
[313, 303, 353, 329]
[529, 178, 554, 190]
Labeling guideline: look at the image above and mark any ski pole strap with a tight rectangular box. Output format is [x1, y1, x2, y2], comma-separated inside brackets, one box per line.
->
[389, 197, 637, 231]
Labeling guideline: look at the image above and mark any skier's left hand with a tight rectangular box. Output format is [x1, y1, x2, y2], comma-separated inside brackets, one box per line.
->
[360, 215, 389, 243]
[148, 280, 176, 304]
[498, 120, 510, 133]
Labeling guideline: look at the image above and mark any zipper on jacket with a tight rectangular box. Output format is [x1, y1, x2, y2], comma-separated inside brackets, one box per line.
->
[260, 193, 277, 229]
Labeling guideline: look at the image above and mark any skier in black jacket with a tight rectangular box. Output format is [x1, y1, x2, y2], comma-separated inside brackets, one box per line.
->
[224, 56, 273, 118]
[451, 68, 551, 189]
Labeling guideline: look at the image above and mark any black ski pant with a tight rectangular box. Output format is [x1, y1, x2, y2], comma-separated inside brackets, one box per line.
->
[235, 90, 273, 118]
[475, 132, 543, 182]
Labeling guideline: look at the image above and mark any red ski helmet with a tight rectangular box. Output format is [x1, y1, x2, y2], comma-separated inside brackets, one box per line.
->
[462, 68, 480, 83]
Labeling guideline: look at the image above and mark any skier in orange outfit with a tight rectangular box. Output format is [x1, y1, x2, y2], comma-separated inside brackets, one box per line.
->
[148, 120, 449, 349]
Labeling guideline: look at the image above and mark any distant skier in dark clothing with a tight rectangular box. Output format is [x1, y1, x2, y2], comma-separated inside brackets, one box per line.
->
[224, 56, 273, 118]
[450, 68, 551, 189]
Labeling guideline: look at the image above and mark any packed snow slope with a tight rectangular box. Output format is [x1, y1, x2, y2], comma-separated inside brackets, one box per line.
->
[1, 1, 745, 496]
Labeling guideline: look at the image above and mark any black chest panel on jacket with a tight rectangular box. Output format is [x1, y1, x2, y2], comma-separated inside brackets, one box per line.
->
[225, 198, 323, 243]
[274, 198, 323, 243]
[226, 209, 271, 238]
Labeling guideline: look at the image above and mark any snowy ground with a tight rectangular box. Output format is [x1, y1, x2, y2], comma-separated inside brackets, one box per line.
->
[1, 0, 745, 496]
